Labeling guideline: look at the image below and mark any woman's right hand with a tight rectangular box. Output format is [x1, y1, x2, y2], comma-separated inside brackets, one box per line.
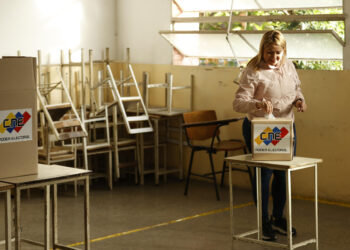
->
[256, 100, 273, 114]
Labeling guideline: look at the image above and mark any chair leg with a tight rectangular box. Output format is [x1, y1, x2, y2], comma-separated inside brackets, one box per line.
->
[209, 153, 220, 201]
[113, 148, 119, 182]
[184, 149, 195, 196]
[139, 134, 145, 185]
[247, 166, 254, 190]
[73, 144, 78, 197]
[108, 151, 113, 190]
[220, 151, 228, 187]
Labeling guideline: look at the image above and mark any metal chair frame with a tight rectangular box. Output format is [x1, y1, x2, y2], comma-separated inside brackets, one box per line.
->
[182, 110, 253, 200]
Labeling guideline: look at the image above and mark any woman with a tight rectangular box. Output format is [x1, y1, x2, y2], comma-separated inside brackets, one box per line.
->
[233, 30, 306, 241]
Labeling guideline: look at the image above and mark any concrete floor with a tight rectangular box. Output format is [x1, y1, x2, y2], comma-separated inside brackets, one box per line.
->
[1, 176, 350, 250]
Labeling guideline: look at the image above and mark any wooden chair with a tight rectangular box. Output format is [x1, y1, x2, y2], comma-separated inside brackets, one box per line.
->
[90, 69, 140, 185]
[38, 112, 77, 165]
[111, 105, 140, 184]
[79, 106, 113, 190]
[182, 110, 253, 200]
[38, 111, 82, 196]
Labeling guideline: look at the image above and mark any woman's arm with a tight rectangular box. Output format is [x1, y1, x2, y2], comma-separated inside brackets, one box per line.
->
[233, 68, 273, 114]
[294, 98, 307, 112]
[233, 69, 261, 113]
[291, 62, 307, 112]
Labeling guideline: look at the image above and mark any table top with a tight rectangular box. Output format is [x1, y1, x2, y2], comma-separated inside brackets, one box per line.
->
[128, 107, 187, 117]
[225, 154, 322, 170]
[0, 164, 91, 186]
[147, 108, 188, 117]
[0, 182, 13, 191]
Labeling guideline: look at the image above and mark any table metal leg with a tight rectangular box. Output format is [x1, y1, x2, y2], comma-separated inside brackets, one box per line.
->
[286, 170, 292, 250]
[229, 162, 234, 237]
[52, 184, 58, 249]
[44, 185, 50, 250]
[154, 119, 159, 185]
[256, 167, 262, 240]
[5, 190, 11, 250]
[315, 165, 319, 250]
[84, 177, 90, 250]
[178, 116, 183, 180]
[164, 119, 168, 183]
[15, 188, 20, 250]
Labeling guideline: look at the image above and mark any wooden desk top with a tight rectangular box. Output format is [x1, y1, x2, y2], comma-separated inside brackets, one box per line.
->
[0, 182, 13, 191]
[0, 164, 91, 186]
[225, 154, 323, 170]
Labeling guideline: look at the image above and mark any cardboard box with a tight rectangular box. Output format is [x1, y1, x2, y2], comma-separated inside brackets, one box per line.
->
[0, 57, 38, 178]
[252, 118, 293, 161]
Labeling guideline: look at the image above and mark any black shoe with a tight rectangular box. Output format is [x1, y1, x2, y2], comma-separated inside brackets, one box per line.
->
[270, 216, 297, 237]
[262, 220, 277, 241]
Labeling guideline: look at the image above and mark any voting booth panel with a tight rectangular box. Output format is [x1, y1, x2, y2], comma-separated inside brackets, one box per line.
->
[0, 57, 38, 178]
[251, 118, 293, 161]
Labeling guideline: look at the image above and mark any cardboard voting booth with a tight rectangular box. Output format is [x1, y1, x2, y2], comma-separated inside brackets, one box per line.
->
[251, 118, 293, 161]
[0, 57, 38, 178]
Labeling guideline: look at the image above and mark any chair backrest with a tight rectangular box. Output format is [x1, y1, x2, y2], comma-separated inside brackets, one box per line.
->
[81, 106, 111, 150]
[183, 110, 219, 140]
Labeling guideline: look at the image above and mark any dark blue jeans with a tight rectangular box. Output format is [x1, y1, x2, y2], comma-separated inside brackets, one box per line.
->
[242, 118, 296, 222]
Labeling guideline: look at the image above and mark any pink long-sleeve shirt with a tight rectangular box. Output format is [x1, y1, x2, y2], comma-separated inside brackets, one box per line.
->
[233, 59, 305, 121]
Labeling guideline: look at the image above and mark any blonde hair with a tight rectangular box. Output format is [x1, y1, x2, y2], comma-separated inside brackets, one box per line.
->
[247, 30, 287, 70]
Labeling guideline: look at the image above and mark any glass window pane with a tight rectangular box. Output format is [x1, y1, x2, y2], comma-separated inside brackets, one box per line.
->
[161, 33, 256, 59]
[160, 31, 343, 60]
[175, 0, 342, 12]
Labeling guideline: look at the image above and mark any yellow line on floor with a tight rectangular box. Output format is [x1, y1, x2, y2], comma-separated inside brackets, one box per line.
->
[67, 196, 350, 247]
[293, 195, 350, 208]
[68, 201, 254, 247]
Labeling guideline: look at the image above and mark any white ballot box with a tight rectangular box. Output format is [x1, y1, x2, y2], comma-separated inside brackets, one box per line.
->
[251, 118, 293, 161]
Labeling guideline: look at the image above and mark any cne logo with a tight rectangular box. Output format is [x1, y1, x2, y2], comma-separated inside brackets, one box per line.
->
[255, 126, 289, 146]
[0, 111, 31, 134]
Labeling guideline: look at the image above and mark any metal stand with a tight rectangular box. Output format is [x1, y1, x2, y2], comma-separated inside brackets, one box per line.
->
[227, 154, 322, 250]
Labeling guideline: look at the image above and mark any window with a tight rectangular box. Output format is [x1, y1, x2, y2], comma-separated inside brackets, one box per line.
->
[160, 0, 344, 70]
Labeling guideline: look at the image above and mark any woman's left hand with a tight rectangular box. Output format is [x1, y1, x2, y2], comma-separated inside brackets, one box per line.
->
[295, 100, 307, 112]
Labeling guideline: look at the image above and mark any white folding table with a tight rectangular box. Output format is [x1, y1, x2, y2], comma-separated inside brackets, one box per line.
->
[226, 154, 322, 250]
[138, 108, 185, 185]
[0, 164, 91, 250]
[0, 182, 13, 250]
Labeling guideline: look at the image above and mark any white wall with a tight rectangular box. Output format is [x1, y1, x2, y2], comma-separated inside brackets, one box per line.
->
[115, 0, 172, 64]
[0, 0, 117, 64]
[0, 0, 347, 67]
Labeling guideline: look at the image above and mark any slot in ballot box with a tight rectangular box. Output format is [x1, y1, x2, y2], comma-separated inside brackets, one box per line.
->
[251, 118, 293, 161]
